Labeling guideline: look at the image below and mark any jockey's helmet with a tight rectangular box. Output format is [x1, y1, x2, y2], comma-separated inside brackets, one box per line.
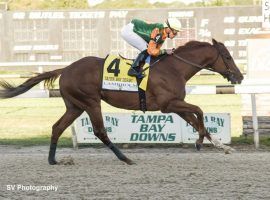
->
[164, 18, 182, 32]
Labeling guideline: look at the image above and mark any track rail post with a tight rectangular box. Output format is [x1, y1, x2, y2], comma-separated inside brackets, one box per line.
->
[251, 93, 259, 149]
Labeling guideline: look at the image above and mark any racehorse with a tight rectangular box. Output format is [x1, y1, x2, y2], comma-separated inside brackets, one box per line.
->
[0, 39, 243, 165]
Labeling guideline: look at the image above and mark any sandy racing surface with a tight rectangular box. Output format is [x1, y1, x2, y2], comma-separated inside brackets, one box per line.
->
[0, 145, 270, 200]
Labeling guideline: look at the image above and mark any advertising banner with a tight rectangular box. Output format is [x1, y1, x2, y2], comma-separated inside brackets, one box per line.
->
[181, 113, 231, 144]
[74, 112, 182, 143]
[73, 112, 231, 144]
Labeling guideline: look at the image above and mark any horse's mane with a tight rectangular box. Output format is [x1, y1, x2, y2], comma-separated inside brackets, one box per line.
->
[174, 40, 212, 53]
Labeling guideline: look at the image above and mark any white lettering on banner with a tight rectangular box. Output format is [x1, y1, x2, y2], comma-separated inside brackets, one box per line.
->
[238, 16, 262, 23]
[13, 45, 58, 51]
[73, 112, 231, 144]
[262, 0, 270, 28]
[14, 45, 32, 51]
[224, 40, 235, 47]
[199, 19, 211, 37]
[169, 11, 194, 18]
[238, 40, 248, 47]
[198, 29, 211, 37]
[69, 12, 105, 19]
[224, 29, 235, 35]
[181, 113, 231, 144]
[29, 12, 64, 19]
[200, 19, 209, 27]
[223, 16, 235, 23]
[13, 12, 25, 19]
[50, 55, 62, 60]
[238, 50, 247, 58]
[238, 28, 260, 35]
[109, 11, 128, 18]
[33, 45, 58, 51]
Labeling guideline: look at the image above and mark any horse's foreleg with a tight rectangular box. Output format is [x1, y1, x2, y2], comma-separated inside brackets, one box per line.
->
[208, 135, 236, 153]
[178, 112, 211, 150]
[87, 106, 135, 165]
[163, 99, 234, 153]
[163, 99, 206, 138]
[49, 108, 83, 165]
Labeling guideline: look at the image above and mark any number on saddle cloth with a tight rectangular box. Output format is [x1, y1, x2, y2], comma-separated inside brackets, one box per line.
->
[107, 58, 121, 76]
[102, 54, 150, 92]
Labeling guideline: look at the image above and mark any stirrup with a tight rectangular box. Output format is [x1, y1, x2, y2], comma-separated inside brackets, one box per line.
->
[128, 68, 138, 77]
[137, 72, 145, 79]
[128, 68, 145, 79]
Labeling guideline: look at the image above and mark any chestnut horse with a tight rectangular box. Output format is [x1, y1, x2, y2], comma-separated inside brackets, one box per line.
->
[0, 39, 243, 165]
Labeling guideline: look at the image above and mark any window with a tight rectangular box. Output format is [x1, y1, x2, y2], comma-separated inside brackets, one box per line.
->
[62, 52, 83, 62]
[13, 20, 49, 42]
[62, 19, 98, 58]
[14, 53, 28, 62]
[109, 18, 138, 58]
[36, 53, 49, 62]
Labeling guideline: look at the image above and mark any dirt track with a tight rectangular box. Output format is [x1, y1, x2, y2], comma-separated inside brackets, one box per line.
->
[0, 145, 270, 200]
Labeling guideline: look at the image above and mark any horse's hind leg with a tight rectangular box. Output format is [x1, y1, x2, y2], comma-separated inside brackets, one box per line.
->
[86, 105, 134, 165]
[48, 107, 83, 165]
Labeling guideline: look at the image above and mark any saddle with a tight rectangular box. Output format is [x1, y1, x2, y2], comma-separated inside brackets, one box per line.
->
[102, 54, 149, 112]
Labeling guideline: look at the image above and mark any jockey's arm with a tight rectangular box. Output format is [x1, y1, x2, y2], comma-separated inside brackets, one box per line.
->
[147, 28, 166, 57]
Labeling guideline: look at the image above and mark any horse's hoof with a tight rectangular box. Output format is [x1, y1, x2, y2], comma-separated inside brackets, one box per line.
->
[123, 158, 136, 165]
[195, 142, 202, 151]
[224, 147, 235, 154]
[48, 159, 58, 165]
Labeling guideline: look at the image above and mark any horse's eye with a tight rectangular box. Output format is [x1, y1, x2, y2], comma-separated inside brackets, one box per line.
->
[226, 56, 232, 60]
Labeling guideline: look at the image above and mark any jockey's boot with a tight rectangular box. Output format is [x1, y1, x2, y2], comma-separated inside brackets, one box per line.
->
[128, 50, 148, 79]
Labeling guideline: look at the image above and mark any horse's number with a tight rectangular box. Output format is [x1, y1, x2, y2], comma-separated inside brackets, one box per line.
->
[107, 58, 120, 76]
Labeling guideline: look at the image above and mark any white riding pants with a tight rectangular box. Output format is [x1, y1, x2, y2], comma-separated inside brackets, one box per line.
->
[121, 23, 148, 52]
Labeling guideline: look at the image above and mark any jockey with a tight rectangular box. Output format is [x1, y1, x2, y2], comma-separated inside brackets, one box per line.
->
[121, 18, 181, 78]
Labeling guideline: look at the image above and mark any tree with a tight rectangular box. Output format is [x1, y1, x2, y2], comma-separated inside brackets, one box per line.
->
[8, 0, 88, 10]
[7, 0, 257, 10]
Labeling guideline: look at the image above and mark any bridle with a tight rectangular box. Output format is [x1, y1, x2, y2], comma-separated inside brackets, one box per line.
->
[142, 42, 235, 82]
[172, 43, 234, 80]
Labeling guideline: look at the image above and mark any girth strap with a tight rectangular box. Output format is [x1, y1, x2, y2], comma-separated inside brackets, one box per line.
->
[136, 77, 147, 112]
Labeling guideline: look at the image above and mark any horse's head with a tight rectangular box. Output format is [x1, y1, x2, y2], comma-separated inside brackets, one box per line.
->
[210, 39, 244, 84]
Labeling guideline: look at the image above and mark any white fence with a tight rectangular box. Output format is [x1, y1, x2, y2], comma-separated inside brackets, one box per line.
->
[14, 85, 270, 97]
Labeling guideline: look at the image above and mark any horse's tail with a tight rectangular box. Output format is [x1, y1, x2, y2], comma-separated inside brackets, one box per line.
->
[0, 68, 63, 98]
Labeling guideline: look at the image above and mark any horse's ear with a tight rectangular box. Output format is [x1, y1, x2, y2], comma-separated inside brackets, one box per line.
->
[212, 38, 218, 45]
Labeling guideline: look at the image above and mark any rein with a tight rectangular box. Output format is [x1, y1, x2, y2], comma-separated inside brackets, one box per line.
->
[172, 44, 233, 79]
[141, 43, 232, 78]
[172, 53, 217, 72]
[141, 54, 167, 73]
[142, 45, 219, 73]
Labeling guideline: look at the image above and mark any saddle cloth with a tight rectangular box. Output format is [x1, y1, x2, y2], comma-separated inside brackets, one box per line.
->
[102, 55, 149, 92]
